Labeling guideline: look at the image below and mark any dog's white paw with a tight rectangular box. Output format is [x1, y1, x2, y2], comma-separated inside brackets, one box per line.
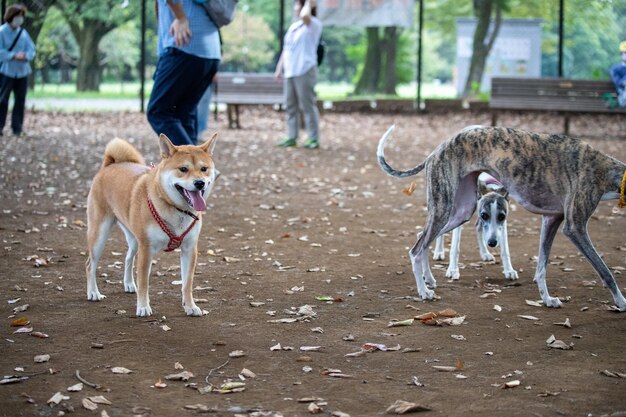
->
[481, 253, 496, 262]
[419, 287, 436, 301]
[184, 304, 203, 317]
[446, 268, 460, 280]
[124, 281, 137, 293]
[87, 291, 106, 301]
[432, 251, 445, 261]
[136, 304, 153, 317]
[503, 269, 519, 280]
[543, 297, 562, 308]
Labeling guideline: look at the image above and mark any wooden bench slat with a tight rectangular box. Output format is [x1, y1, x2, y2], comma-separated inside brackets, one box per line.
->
[212, 72, 285, 128]
[490, 77, 626, 133]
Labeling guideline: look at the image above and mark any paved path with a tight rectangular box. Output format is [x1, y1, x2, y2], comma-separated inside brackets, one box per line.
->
[26, 98, 143, 111]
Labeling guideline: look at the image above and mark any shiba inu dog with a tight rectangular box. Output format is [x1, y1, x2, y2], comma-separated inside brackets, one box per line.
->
[86, 133, 219, 317]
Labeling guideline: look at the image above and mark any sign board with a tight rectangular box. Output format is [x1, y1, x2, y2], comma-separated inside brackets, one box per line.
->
[317, 0, 415, 28]
[456, 18, 542, 94]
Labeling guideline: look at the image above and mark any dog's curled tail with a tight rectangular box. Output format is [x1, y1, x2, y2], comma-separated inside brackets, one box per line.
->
[102, 138, 146, 167]
[377, 125, 426, 178]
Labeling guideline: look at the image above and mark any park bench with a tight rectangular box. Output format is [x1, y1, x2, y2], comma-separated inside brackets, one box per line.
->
[213, 72, 284, 129]
[490, 77, 626, 134]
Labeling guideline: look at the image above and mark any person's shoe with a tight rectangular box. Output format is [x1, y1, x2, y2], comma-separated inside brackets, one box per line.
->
[277, 137, 297, 147]
[302, 138, 319, 149]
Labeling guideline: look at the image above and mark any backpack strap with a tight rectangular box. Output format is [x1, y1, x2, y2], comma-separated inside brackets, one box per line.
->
[8, 28, 24, 52]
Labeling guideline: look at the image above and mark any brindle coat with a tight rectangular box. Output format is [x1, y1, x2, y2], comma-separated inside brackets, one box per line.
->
[377, 125, 626, 311]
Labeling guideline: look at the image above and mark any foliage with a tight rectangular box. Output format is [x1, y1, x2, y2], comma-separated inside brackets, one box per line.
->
[26, 0, 626, 93]
[221, 9, 276, 72]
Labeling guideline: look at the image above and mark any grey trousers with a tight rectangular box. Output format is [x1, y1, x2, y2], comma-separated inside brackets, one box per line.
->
[285, 66, 320, 141]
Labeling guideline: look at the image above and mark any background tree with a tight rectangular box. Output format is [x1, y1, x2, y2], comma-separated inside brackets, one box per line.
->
[56, 0, 135, 91]
[35, 7, 77, 84]
[353, 27, 410, 96]
[462, 0, 507, 98]
[221, 9, 275, 72]
[22, 0, 56, 88]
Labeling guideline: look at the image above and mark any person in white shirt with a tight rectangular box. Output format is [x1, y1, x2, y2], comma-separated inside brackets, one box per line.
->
[274, 0, 322, 149]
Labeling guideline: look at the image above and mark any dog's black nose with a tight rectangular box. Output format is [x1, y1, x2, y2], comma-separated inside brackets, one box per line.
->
[488, 239, 498, 247]
[193, 180, 205, 190]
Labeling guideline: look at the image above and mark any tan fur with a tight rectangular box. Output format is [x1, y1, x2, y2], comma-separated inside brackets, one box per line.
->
[102, 138, 146, 167]
[86, 133, 219, 317]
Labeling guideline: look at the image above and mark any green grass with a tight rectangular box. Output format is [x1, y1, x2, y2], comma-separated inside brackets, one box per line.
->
[30, 82, 153, 99]
[30, 81, 459, 101]
[316, 81, 457, 100]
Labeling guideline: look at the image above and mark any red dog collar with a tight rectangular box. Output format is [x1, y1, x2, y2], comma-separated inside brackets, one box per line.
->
[147, 197, 198, 252]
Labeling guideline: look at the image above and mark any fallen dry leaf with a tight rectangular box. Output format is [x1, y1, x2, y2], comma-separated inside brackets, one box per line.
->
[34, 354, 50, 363]
[308, 402, 323, 414]
[82, 397, 98, 411]
[600, 370, 626, 378]
[386, 399, 431, 414]
[10, 317, 30, 327]
[47, 392, 69, 405]
[517, 315, 540, 321]
[67, 382, 83, 392]
[402, 182, 417, 196]
[502, 380, 521, 389]
[165, 371, 194, 381]
[111, 367, 133, 374]
[546, 335, 573, 350]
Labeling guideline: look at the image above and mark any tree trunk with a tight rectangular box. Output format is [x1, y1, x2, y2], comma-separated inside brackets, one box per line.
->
[462, 0, 502, 98]
[382, 27, 398, 95]
[71, 23, 109, 91]
[22, 0, 56, 90]
[354, 27, 381, 95]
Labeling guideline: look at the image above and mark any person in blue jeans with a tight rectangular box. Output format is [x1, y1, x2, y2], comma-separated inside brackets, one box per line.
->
[148, 0, 220, 146]
[197, 74, 216, 136]
[0, 3, 35, 137]
[609, 41, 626, 107]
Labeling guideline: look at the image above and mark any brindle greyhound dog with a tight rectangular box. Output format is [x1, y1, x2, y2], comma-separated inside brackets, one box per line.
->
[377, 125, 626, 311]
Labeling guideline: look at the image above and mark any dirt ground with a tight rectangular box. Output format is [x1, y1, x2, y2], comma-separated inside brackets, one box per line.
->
[1, 108, 625, 417]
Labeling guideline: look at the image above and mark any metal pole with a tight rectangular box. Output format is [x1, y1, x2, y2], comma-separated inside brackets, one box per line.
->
[416, 0, 423, 110]
[279, 0, 285, 56]
[558, 0, 564, 77]
[140, 0, 147, 113]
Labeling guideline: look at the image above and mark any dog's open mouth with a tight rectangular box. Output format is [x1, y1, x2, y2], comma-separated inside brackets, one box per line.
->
[176, 185, 206, 211]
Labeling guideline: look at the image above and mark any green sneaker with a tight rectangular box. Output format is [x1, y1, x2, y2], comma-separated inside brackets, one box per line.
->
[302, 138, 319, 149]
[277, 137, 297, 147]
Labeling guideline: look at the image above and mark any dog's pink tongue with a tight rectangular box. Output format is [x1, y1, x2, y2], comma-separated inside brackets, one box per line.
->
[189, 191, 207, 211]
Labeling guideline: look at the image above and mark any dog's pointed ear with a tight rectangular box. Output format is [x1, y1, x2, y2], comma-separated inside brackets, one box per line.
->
[492, 185, 508, 200]
[159, 134, 177, 159]
[201, 132, 218, 154]
[478, 181, 489, 198]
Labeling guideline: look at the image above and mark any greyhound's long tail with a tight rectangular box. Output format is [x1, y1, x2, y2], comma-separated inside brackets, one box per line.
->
[376, 125, 427, 178]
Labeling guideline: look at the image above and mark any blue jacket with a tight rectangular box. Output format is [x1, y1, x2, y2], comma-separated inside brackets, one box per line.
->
[0, 23, 36, 78]
[157, 0, 221, 60]
[610, 62, 626, 91]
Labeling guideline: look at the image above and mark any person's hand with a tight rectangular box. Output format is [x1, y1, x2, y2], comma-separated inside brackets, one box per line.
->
[13, 52, 26, 61]
[300, 0, 312, 24]
[274, 68, 282, 80]
[169, 17, 191, 47]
